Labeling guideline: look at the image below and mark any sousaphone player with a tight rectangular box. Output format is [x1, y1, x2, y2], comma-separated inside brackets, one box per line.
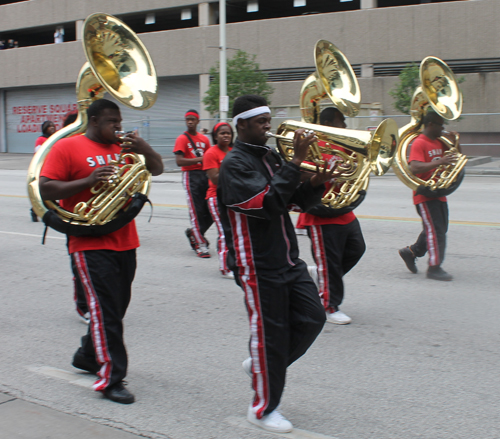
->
[34, 13, 163, 404]
[396, 57, 465, 281]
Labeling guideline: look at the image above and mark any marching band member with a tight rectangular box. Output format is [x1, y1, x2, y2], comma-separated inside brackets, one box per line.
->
[31, 121, 56, 222]
[300, 107, 366, 325]
[217, 95, 333, 433]
[174, 109, 213, 258]
[398, 110, 457, 281]
[202, 122, 234, 278]
[39, 99, 163, 404]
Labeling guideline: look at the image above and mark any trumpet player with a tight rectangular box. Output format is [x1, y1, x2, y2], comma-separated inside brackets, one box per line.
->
[217, 95, 334, 433]
[39, 99, 163, 404]
[398, 110, 458, 281]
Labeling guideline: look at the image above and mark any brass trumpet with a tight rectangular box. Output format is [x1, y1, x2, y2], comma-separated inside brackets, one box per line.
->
[267, 118, 399, 208]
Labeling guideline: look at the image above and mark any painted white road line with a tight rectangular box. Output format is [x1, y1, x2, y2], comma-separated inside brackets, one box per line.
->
[27, 366, 95, 389]
[226, 416, 339, 439]
[0, 230, 65, 240]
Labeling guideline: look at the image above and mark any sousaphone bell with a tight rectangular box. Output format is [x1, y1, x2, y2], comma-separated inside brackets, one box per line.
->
[27, 13, 158, 235]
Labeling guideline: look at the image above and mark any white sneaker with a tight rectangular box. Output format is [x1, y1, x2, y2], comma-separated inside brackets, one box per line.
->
[326, 310, 352, 325]
[242, 357, 252, 378]
[196, 243, 210, 258]
[247, 406, 293, 433]
[79, 312, 90, 325]
[221, 271, 234, 279]
[307, 265, 318, 287]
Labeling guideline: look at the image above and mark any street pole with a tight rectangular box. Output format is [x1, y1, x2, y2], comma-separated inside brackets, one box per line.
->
[219, 0, 228, 121]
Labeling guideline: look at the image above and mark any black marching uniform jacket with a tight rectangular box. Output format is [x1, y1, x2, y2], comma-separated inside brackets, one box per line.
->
[217, 138, 324, 273]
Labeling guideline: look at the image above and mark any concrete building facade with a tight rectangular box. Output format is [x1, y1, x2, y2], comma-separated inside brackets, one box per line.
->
[0, 0, 497, 155]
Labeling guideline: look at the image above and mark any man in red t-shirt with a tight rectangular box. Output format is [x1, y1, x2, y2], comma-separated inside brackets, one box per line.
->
[39, 99, 164, 404]
[299, 107, 366, 325]
[174, 109, 213, 258]
[398, 110, 457, 281]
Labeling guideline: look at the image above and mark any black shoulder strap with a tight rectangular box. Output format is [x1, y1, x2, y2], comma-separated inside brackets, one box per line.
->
[183, 132, 197, 150]
[41, 193, 149, 238]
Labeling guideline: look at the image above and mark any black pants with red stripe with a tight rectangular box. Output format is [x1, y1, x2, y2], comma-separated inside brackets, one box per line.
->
[183, 170, 213, 246]
[307, 219, 365, 312]
[411, 200, 448, 267]
[236, 260, 325, 418]
[67, 238, 88, 317]
[71, 249, 136, 391]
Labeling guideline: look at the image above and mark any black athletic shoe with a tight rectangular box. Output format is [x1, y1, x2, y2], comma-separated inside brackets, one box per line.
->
[427, 266, 453, 281]
[72, 352, 100, 374]
[103, 382, 135, 404]
[185, 228, 198, 251]
[399, 247, 417, 274]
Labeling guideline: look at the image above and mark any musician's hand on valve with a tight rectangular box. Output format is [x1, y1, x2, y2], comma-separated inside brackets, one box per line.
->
[310, 161, 340, 187]
[87, 166, 116, 186]
[438, 155, 456, 166]
[291, 129, 317, 167]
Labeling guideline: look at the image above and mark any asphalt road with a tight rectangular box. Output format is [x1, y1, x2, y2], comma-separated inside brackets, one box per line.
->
[1, 168, 500, 439]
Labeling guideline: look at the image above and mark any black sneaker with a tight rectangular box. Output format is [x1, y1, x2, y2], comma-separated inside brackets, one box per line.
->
[72, 351, 100, 374]
[427, 266, 453, 281]
[185, 228, 198, 251]
[103, 382, 135, 404]
[399, 247, 417, 274]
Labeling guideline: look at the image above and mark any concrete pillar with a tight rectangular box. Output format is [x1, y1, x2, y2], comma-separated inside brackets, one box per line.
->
[0, 90, 6, 153]
[361, 0, 377, 9]
[75, 20, 83, 41]
[198, 2, 217, 26]
[199, 3, 209, 26]
[199, 74, 211, 130]
[361, 63, 374, 78]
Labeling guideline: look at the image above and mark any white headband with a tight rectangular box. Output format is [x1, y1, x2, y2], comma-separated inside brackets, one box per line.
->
[232, 106, 270, 126]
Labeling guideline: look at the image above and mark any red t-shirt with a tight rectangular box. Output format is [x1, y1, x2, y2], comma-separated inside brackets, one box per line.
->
[173, 132, 211, 171]
[40, 136, 140, 254]
[202, 144, 232, 199]
[299, 141, 356, 226]
[408, 133, 447, 205]
[34, 136, 47, 152]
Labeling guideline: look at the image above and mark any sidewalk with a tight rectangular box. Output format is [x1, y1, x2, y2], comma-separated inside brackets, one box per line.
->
[0, 392, 143, 439]
[2, 152, 500, 175]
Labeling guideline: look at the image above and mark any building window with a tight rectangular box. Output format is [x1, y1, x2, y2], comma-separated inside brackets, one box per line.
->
[181, 8, 192, 20]
[247, 1, 259, 13]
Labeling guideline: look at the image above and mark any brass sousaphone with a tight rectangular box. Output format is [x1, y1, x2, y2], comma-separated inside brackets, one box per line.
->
[392, 57, 466, 196]
[269, 40, 398, 210]
[27, 13, 157, 235]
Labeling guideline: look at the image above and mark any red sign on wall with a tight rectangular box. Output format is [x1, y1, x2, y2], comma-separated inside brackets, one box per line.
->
[12, 103, 78, 133]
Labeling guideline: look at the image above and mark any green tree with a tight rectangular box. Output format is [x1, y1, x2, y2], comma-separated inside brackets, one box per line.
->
[389, 63, 420, 115]
[203, 50, 274, 117]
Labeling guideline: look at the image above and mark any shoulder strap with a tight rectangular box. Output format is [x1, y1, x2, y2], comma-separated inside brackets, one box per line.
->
[183, 132, 197, 149]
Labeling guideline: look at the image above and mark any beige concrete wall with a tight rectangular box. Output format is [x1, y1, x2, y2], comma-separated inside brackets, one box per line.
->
[0, 0, 199, 31]
[1, 0, 499, 135]
[1, 0, 498, 86]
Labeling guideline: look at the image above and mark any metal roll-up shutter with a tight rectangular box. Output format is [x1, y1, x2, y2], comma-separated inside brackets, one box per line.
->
[6, 76, 200, 155]
[6, 85, 76, 153]
[118, 76, 200, 155]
